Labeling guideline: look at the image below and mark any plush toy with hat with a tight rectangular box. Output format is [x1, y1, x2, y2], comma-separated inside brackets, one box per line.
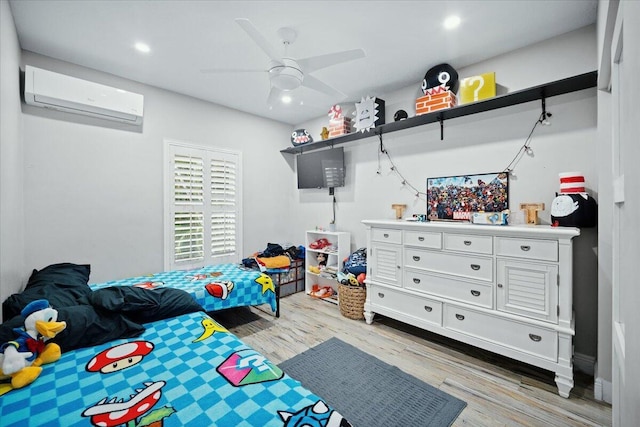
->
[0, 299, 67, 395]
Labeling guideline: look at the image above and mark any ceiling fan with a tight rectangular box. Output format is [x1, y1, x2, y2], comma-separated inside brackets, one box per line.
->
[202, 18, 366, 107]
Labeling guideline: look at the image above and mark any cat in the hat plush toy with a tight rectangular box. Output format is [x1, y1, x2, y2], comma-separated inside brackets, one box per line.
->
[0, 299, 67, 395]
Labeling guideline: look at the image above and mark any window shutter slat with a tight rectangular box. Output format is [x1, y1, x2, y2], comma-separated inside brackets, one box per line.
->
[209, 158, 237, 258]
[174, 155, 204, 204]
[173, 212, 204, 261]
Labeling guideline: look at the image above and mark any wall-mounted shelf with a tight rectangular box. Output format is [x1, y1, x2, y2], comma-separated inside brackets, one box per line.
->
[281, 71, 597, 155]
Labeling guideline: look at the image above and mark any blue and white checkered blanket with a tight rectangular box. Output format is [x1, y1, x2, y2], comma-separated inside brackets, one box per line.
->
[0, 312, 348, 426]
[89, 264, 278, 314]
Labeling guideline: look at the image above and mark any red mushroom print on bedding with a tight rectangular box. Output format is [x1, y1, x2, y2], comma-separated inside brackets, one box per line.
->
[86, 341, 154, 374]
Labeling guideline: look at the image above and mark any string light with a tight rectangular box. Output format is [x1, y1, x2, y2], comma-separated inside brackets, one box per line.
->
[501, 108, 549, 174]
[375, 106, 551, 199]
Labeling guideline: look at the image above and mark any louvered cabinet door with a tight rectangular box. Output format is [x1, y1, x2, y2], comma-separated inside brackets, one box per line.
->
[369, 243, 402, 288]
[497, 259, 559, 323]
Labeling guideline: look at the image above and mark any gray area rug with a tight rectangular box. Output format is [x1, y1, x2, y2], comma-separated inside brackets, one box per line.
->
[279, 337, 466, 427]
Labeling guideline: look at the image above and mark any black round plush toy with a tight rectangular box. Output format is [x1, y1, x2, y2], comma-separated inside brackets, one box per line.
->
[394, 110, 408, 121]
[550, 193, 597, 227]
[291, 129, 313, 146]
[421, 63, 459, 95]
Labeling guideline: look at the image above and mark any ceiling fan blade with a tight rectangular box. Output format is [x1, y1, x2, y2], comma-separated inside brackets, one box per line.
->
[235, 18, 283, 64]
[266, 86, 284, 107]
[201, 68, 266, 74]
[297, 49, 365, 73]
[302, 74, 345, 98]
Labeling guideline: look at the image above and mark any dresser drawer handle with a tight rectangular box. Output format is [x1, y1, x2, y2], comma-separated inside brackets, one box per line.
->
[418, 236, 425, 241]
[378, 292, 385, 299]
[529, 333, 542, 342]
[520, 245, 531, 251]
[413, 256, 421, 262]
[497, 283, 503, 288]
[470, 290, 481, 297]
[383, 233, 389, 238]
[424, 306, 432, 312]
[413, 278, 421, 284]
[470, 264, 480, 271]
[464, 240, 472, 246]
[455, 314, 465, 321]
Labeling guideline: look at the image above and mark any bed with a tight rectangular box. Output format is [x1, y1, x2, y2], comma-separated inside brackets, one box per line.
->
[0, 263, 351, 426]
[89, 263, 279, 317]
[0, 311, 350, 426]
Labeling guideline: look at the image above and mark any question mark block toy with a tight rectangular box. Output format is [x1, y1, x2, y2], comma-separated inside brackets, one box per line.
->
[459, 72, 496, 104]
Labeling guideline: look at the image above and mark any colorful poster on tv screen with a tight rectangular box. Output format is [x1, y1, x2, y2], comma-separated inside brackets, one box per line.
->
[427, 172, 508, 221]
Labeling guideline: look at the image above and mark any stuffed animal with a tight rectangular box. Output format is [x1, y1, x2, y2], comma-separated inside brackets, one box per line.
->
[0, 299, 66, 396]
[316, 253, 327, 267]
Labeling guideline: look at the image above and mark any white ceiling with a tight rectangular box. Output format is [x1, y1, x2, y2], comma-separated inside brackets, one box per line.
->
[9, 0, 598, 125]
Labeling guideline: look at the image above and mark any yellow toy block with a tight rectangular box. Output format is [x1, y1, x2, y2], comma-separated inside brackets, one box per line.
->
[459, 72, 496, 104]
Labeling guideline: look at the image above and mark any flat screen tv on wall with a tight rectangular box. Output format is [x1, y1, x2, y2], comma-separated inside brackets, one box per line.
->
[296, 147, 345, 189]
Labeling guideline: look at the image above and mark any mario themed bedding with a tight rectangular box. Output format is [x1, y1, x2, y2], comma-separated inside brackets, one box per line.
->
[0, 311, 350, 427]
[89, 263, 278, 315]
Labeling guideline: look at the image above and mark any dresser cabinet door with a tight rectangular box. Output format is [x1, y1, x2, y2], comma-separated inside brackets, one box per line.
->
[497, 259, 558, 323]
[369, 243, 402, 287]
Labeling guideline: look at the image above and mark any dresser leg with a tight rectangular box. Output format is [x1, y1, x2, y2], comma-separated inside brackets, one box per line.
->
[364, 310, 375, 324]
[555, 373, 574, 398]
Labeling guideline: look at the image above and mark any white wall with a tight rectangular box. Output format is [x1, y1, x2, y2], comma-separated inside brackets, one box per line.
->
[290, 26, 600, 360]
[0, 0, 25, 320]
[19, 52, 294, 284]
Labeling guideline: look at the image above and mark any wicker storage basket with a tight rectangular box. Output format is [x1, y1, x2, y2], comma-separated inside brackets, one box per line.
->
[338, 284, 366, 320]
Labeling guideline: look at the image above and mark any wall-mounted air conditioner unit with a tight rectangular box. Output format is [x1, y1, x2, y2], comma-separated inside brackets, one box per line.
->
[23, 65, 144, 125]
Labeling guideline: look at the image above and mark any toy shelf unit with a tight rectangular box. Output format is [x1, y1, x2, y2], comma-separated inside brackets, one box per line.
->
[305, 230, 350, 304]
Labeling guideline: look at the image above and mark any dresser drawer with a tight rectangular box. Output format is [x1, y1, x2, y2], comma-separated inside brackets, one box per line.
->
[371, 228, 402, 244]
[404, 248, 493, 282]
[444, 233, 493, 254]
[404, 230, 442, 249]
[444, 305, 557, 361]
[370, 286, 442, 327]
[404, 268, 493, 309]
[495, 237, 558, 262]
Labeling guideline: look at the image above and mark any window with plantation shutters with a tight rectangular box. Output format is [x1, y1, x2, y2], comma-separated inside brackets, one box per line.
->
[164, 141, 242, 271]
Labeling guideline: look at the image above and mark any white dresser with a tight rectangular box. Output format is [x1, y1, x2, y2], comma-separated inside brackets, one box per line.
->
[362, 220, 580, 397]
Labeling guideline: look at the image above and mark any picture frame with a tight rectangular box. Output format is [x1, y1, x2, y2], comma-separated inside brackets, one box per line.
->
[426, 172, 509, 221]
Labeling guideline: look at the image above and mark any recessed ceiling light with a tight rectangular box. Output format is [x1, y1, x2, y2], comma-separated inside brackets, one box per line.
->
[281, 95, 292, 104]
[134, 42, 151, 53]
[443, 15, 461, 30]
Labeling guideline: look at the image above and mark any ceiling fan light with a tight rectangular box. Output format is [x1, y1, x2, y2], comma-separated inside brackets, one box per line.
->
[269, 58, 303, 90]
[271, 71, 303, 90]
[443, 15, 461, 30]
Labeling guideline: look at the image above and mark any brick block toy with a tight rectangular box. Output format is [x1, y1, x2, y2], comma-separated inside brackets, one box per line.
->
[328, 117, 353, 138]
[415, 88, 457, 115]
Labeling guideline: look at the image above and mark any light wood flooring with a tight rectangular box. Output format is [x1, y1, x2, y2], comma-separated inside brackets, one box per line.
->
[210, 292, 612, 427]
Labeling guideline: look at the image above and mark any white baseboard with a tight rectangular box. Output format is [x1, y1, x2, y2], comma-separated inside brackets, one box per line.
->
[574, 352, 595, 375]
[595, 376, 613, 403]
